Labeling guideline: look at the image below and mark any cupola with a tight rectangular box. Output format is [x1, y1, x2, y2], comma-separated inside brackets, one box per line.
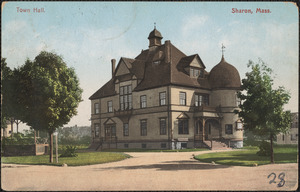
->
[148, 25, 163, 48]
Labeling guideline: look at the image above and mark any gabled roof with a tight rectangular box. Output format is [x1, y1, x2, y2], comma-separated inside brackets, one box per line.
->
[89, 79, 116, 100]
[177, 54, 206, 70]
[121, 57, 135, 69]
[177, 112, 190, 119]
[90, 39, 221, 99]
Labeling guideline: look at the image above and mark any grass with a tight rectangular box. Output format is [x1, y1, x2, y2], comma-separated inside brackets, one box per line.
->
[194, 145, 298, 166]
[101, 148, 209, 152]
[1, 152, 130, 166]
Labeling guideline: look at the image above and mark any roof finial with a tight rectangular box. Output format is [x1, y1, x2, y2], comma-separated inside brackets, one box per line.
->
[221, 43, 226, 58]
[154, 22, 156, 29]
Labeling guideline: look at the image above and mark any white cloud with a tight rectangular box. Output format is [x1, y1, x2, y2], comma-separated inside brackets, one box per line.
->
[181, 15, 209, 38]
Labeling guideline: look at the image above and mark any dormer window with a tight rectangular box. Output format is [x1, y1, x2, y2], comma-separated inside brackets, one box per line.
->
[153, 60, 161, 65]
[190, 67, 203, 78]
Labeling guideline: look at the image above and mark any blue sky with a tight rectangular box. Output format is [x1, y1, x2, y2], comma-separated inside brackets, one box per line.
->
[2, 2, 298, 131]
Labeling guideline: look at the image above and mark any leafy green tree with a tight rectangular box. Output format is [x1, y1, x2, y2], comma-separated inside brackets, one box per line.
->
[237, 59, 291, 163]
[1, 58, 10, 129]
[15, 51, 83, 162]
[1, 58, 15, 132]
[1, 58, 24, 136]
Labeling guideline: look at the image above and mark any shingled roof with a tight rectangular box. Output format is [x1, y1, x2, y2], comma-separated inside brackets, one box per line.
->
[90, 29, 240, 100]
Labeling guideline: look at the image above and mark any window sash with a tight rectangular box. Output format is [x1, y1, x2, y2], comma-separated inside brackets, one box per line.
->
[107, 101, 113, 112]
[178, 120, 189, 134]
[194, 69, 199, 77]
[141, 95, 147, 108]
[179, 92, 186, 105]
[225, 124, 233, 134]
[195, 94, 209, 106]
[199, 70, 204, 78]
[160, 118, 167, 135]
[94, 103, 99, 114]
[123, 123, 129, 136]
[141, 120, 147, 136]
[159, 92, 166, 105]
[111, 125, 116, 136]
[94, 123, 100, 137]
[120, 85, 132, 110]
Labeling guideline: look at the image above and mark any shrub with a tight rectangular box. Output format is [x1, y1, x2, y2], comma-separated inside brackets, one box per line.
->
[59, 145, 78, 157]
[2, 133, 35, 145]
[256, 140, 271, 156]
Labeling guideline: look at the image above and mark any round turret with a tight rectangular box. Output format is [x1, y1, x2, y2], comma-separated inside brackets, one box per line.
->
[209, 56, 241, 89]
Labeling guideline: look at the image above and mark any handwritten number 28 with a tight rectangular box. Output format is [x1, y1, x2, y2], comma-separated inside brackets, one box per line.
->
[267, 172, 285, 187]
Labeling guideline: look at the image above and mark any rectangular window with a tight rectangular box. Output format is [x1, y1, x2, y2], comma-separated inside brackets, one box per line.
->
[120, 85, 132, 110]
[190, 68, 194, 77]
[178, 119, 189, 134]
[236, 94, 241, 106]
[195, 94, 209, 106]
[179, 92, 186, 106]
[160, 118, 167, 135]
[94, 123, 100, 137]
[107, 101, 113, 113]
[282, 135, 285, 141]
[194, 69, 199, 77]
[161, 143, 167, 148]
[111, 125, 116, 136]
[140, 119, 147, 136]
[159, 92, 166, 106]
[181, 143, 187, 149]
[140, 95, 147, 108]
[225, 124, 233, 134]
[124, 144, 129, 148]
[199, 70, 204, 78]
[291, 134, 298, 141]
[208, 123, 211, 135]
[123, 123, 129, 136]
[94, 103, 100, 114]
[142, 144, 147, 148]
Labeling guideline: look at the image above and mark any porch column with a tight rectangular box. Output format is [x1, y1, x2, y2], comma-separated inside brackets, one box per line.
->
[202, 118, 206, 141]
[198, 118, 200, 134]
[218, 119, 222, 138]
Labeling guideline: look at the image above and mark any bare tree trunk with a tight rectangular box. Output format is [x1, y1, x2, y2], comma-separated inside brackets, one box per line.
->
[49, 132, 53, 163]
[270, 133, 274, 164]
[15, 120, 20, 133]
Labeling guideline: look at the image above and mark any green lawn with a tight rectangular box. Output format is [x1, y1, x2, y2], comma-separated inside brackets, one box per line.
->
[1, 152, 130, 166]
[101, 148, 209, 152]
[194, 145, 298, 166]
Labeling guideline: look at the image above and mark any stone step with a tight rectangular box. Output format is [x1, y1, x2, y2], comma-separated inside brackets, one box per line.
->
[203, 140, 230, 150]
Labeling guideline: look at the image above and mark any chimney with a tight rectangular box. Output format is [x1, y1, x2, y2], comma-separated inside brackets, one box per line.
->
[111, 59, 116, 77]
[164, 40, 171, 63]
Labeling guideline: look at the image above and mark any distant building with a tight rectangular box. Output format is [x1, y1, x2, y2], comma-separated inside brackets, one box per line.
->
[62, 126, 91, 138]
[277, 112, 298, 144]
[89, 27, 244, 150]
[1, 120, 12, 138]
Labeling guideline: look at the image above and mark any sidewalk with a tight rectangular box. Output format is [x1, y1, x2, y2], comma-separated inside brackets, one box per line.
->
[1, 151, 298, 191]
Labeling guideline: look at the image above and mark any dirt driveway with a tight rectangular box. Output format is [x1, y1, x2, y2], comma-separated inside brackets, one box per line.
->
[1, 150, 298, 191]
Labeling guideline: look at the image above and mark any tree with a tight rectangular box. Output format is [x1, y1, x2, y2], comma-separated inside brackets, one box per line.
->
[1, 58, 24, 137]
[1, 58, 13, 131]
[15, 51, 83, 162]
[237, 59, 291, 163]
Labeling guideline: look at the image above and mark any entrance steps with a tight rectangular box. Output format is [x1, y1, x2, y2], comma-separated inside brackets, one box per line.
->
[203, 140, 230, 150]
[88, 142, 102, 151]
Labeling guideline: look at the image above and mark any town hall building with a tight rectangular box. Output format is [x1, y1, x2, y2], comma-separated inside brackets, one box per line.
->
[89, 27, 243, 150]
